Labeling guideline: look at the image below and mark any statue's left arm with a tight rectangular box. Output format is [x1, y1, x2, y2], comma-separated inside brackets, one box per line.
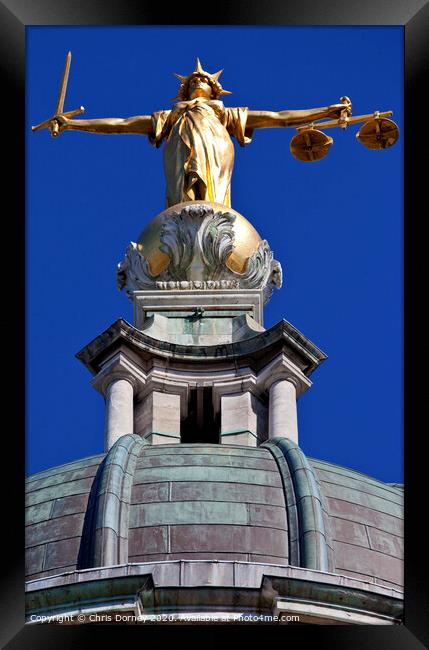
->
[246, 101, 351, 129]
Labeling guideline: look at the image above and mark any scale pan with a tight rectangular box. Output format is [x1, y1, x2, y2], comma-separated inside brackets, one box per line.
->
[290, 129, 333, 162]
[356, 117, 399, 150]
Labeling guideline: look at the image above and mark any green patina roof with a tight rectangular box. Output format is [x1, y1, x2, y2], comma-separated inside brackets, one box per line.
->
[307, 456, 403, 493]
[25, 437, 403, 589]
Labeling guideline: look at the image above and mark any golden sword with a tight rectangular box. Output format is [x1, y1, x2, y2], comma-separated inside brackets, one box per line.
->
[32, 51, 85, 137]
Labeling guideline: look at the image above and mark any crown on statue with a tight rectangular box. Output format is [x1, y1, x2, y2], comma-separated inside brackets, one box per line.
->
[173, 57, 232, 101]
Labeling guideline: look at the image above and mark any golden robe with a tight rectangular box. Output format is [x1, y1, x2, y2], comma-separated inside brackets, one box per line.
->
[149, 99, 253, 208]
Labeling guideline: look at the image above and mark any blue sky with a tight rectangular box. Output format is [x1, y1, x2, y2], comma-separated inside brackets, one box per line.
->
[26, 26, 403, 481]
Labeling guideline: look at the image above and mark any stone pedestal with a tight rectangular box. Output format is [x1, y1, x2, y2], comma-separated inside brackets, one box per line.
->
[268, 379, 298, 444]
[104, 378, 134, 451]
[133, 289, 265, 331]
[135, 391, 181, 444]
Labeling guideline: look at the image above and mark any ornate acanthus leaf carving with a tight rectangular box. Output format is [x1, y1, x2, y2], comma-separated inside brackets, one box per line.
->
[234, 239, 283, 304]
[198, 209, 236, 278]
[117, 204, 282, 304]
[159, 208, 199, 279]
[237, 240, 273, 288]
[117, 242, 158, 294]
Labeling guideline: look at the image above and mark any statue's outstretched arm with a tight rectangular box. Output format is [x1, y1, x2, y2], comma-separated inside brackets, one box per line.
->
[55, 114, 153, 135]
[247, 101, 351, 129]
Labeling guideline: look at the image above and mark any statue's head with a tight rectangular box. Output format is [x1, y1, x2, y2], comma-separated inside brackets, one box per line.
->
[173, 58, 232, 102]
[187, 75, 214, 100]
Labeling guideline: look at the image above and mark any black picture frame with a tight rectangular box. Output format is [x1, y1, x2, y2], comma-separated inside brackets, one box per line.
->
[1, 0, 427, 647]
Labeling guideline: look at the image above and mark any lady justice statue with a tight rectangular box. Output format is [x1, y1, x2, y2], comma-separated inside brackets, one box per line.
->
[33, 56, 357, 208]
[32, 55, 398, 299]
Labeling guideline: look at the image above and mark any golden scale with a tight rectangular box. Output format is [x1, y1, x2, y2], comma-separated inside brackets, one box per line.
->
[290, 95, 399, 162]
[33, 55, 400, 161]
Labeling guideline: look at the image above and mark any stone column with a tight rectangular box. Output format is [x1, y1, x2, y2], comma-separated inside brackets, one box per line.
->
[268, 379, 298, 444]
[104, 378, 135, 451]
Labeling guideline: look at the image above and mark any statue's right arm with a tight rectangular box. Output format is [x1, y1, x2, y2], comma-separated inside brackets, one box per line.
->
[58, 114, 153, 135]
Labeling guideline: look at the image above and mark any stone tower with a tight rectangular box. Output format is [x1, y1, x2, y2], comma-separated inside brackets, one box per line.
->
[84, 200, 321, 453]
[25, 197, 404, 624]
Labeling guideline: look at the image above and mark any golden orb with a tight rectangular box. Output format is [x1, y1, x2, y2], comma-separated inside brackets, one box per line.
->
[137, 201, 262, 277]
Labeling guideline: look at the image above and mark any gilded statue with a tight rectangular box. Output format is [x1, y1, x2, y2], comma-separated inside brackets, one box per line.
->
[33, 56, 399, 208]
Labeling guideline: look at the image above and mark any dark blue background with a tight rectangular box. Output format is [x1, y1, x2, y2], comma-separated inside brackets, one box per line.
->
[26, 26, 403, 481]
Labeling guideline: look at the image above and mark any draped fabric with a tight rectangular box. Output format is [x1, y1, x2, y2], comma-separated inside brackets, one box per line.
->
[149, 99, 253, 208]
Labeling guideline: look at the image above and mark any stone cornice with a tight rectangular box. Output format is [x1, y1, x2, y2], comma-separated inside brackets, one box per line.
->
[258, 353, 312, 396]
[25, 561, 403, 624]
[76, 318, 327, 378]
[90, 351, 145, 396]
[212, 374, 260, 411]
